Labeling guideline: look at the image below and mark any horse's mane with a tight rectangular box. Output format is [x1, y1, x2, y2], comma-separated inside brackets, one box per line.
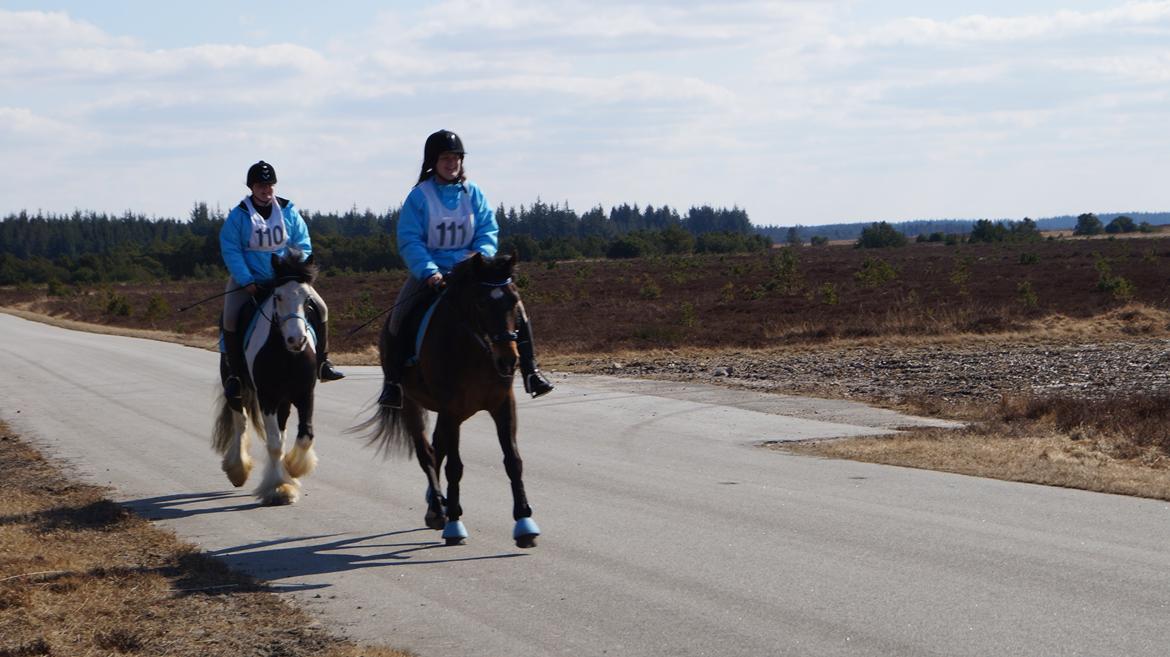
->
[272, 249, 318, 285]
[447, 252, 515, 290]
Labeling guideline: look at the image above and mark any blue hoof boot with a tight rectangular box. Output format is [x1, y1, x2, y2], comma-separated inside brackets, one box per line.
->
[513, 517, 540, 548]
[442, 520, 468, 545]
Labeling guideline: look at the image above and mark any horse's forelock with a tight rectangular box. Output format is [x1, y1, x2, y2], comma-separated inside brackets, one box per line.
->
[274, 253, 318, 285]
[479, 254, 515, 286]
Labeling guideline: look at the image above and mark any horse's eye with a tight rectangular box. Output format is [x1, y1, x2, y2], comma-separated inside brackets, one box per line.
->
[275, 294, 283, 302]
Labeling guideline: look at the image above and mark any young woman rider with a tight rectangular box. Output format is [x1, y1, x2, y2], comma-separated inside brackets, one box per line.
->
[377, 130, 553, 408]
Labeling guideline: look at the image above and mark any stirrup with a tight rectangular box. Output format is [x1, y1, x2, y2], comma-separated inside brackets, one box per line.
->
[224, 375, 242, 401]
[378, 382, 403, 409]
[523, 371, 554, 398]
[319, 358, 345, 382]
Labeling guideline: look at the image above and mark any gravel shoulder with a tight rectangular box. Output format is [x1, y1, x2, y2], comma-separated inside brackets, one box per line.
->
[544, 331, 1170, 416]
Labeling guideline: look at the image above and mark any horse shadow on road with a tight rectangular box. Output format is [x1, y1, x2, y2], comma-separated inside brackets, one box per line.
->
[206, 530, 526, 591]
[122, 490, 261, 520]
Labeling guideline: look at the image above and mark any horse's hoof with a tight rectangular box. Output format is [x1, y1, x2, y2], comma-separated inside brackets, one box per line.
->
[425, 512, 447, 530]
[262, 484, 299, 506]
[512, 517, 540, 548]
[442, 520, 468, 545]
[222, 457, 251, 487]
[224, 466, 249, 488]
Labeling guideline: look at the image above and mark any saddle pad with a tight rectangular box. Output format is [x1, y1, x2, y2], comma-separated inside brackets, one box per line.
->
[405, 295, 442, 367]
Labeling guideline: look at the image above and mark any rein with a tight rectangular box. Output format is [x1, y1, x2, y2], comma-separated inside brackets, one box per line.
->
[177, 275, 305, 313]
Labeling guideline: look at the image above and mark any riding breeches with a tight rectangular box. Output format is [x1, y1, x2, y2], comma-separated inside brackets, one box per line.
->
[222, 275, 328, 332]
[388, 275, 430, 337]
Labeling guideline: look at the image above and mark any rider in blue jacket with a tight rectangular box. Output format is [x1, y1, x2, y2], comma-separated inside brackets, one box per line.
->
[219, 161, 344, 402]
[378, 130, 554, 408]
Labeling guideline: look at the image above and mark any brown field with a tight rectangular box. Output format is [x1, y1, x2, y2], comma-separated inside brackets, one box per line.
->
[4, 235, 1169, 355]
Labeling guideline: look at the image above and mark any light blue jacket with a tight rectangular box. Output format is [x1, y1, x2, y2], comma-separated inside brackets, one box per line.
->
[398, 178, 498, 280]
[219, 197, 312, 286]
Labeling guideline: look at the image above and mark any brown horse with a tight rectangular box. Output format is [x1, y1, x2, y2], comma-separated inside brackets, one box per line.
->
[356, 252, 540, 547]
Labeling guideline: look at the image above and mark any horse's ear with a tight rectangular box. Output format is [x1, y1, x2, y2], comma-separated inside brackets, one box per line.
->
[304, 253, 314, 266]
[508, 246, 518, 263]
[270, 253, 280, 271]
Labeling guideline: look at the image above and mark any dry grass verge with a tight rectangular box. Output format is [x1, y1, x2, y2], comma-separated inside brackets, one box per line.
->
[781, 393, 1170, 500]
[0, 422, 411, 657]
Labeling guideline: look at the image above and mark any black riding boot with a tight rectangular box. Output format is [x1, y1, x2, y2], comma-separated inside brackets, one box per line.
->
[377, 332, 405, 409]
[222, 329, 246, 402]
[517, 313, 554, 398]
[313, 318, 345, 382]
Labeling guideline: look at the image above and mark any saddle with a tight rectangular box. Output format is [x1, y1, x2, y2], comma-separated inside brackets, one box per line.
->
[218, 285, 271, 356]
[398, 288, 443, 367]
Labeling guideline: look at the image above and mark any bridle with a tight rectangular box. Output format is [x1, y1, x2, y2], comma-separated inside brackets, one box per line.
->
[253, 278, 310, 334]
[455, 278, 519, 356]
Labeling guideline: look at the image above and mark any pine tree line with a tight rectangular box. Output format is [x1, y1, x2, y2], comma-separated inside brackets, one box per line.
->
[0, 201, 765, 285]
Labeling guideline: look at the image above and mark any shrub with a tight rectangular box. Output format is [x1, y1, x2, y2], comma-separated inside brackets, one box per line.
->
[856, 222, 908, 248]
[144, 293, 171, 321]
[105, 291, 131, 317]
[1093, 255, 1134, 300]
[768, 248, 803, 294]
[639, 276, 662, 299]
[1074, 213, 1103, 236]
[46, 279, 69, 297]
[719, 281, 735, 303]
[819, 282, 839, 305]
[1017, 280, 1038, 308]
[854, 257, 898, 287]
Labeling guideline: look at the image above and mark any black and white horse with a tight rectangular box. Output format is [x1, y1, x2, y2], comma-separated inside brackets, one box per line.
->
[212, 252, 319, 505]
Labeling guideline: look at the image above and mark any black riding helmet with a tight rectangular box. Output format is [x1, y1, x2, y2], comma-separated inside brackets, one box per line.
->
[417, 130, 467, 184]
[246, 160, 277, 186]
[424, 130, 465, 166]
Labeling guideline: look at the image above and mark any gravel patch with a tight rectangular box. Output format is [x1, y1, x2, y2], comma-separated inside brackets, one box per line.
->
[563, 338, 1170, 408]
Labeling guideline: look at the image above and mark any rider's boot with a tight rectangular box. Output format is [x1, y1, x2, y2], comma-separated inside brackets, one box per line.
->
[313, 318, 345, 382]
[222, 329, 245, 402]
[377, 331, 405, 409]
[517, 311, 554, 398]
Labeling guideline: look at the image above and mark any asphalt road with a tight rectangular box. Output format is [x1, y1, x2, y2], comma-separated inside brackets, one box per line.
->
[2, 312, 1169, 657]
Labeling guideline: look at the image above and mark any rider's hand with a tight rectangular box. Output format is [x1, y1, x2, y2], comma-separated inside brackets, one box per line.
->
[427, 273, 445, 290]
[244, 283, 259, 297]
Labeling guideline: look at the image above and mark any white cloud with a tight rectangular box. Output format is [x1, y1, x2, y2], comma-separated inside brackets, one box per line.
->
[849, 1, 1170, 47]
[0, 9, 132, 49]
[1, 3, 1168, 223]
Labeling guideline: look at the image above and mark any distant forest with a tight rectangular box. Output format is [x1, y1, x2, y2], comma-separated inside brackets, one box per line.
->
[758, 212, 1170, 243]
[5, 200, 1168, 286]
[0, 201, 768, 285]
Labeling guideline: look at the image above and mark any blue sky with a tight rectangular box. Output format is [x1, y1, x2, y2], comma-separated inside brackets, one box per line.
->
[1, 1, 1167, 226]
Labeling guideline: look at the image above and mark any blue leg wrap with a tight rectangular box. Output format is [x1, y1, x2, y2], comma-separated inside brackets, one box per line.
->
[442, 520, 468, 540]
[513, 517, 541, 539]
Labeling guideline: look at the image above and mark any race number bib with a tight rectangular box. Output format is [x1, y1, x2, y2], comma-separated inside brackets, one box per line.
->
[244, 197, 287, 253]
[421, 181, 474, 250]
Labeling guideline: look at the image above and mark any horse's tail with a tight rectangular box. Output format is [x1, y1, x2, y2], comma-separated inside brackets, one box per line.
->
[349, 404, 418, 458]
[211, 393, 234, 454]
[211, 386, 262, 454]
[347, 313, 419, 457]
